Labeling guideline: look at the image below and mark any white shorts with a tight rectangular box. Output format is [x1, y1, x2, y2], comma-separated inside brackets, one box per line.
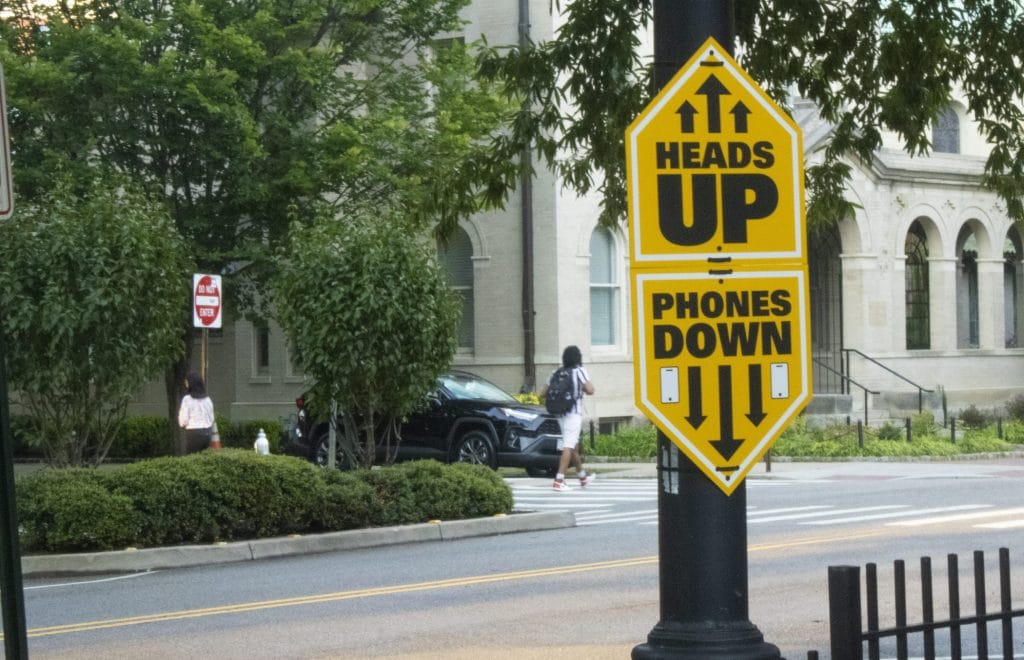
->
[558, 413, 583, 450]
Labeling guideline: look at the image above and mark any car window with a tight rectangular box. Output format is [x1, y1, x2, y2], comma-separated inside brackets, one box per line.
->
[439, 373, 517, 403]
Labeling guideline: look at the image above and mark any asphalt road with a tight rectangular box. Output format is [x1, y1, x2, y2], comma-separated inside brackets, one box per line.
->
[12, 458, 1024, 659]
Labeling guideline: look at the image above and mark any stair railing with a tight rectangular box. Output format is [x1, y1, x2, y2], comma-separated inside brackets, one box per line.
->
[841, 348, 934, 413]
[813, 358, 878, 426]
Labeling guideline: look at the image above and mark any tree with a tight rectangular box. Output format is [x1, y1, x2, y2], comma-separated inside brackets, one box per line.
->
[0, 173, 190, 467]
[0, 0, 511, 424]
[476, 0, 1024, 229]
[273, 207, 460, 469]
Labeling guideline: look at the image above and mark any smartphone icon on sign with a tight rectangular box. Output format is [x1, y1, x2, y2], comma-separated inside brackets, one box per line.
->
[660, 367, 679, 403]
[770, 363, 789, 399]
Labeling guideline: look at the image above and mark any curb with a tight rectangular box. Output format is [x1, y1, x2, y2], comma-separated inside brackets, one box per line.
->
[21, 510, 576, 578]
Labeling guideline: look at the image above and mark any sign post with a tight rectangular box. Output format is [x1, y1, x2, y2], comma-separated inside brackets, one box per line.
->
[192, 273, 223, 383]
[0, 62, 30, 659]
[0, 63, 11, 220]
[630, 4, 809, 658]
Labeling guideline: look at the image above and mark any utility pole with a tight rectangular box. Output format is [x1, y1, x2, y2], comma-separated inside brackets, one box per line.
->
[0, 62, 29, 660]
[632, 3, 782, 658]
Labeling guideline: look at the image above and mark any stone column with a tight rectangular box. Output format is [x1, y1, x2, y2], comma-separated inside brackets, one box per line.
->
[929, 257, 958, 350]
[977, 258, 1006, 349]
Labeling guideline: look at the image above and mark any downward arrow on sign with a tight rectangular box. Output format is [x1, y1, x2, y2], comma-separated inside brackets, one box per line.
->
[685, 366, 706, 429]
[711, 365, 743, 461]
[746, 363, 767, 426]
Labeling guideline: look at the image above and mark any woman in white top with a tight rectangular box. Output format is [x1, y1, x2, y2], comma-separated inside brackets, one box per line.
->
[178, 371, 215, 453]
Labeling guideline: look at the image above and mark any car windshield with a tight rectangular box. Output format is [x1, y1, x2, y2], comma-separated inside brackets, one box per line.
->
[439, 372, 518, 403]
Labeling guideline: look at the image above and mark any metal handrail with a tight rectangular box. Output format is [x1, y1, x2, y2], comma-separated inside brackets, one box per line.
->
[841, 348, 934, 413]
[813, 358, 879, 426]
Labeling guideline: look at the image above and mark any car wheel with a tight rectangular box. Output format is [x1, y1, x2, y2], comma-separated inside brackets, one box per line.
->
[313, 431, 354, 470]
[526, 466, 557, 478]
[452, 430, 498, 469]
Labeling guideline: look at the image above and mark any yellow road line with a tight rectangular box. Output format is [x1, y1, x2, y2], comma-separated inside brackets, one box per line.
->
[18, 530, 885, 639]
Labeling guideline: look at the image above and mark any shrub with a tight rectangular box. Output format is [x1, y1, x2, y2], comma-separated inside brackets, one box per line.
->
[957, 404, 991, 430]
[1003, 420, 1024, 444]
[957, 431, 1014, 453]
[107, 416, 174, 459]
[16, 469, 141, 552]
[1006, 395, 1024, 423]
[591, 423, 657, 458]
[104, 450, 326, 545]
[911, 411, 937, 438]
[514, 392, 541, 406]
[875, 422, 903, 441]
[106, 456, 224, 546]
[222, 419, 283, 454]
[315, 470, 381, 531]
[15, 454, 514, 553]
[189, 451, 325, 537]
[361, 467, 421, 525]
[394, 460, 512, 521]
[9, 415, 43, 458]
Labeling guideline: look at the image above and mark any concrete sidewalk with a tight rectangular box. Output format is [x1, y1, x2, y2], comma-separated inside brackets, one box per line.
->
[21, 454, 1024, 577]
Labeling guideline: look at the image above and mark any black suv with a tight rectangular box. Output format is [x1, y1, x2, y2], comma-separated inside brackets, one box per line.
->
[280, 370, 562, 476]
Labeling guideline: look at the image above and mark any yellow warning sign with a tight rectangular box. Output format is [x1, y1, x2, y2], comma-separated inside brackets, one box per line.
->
[626, 38, 804, 267]
[631, 270, 811, 494]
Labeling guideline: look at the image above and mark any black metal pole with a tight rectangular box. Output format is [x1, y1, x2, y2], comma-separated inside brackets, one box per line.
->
[827, 566, 862, 660]
[633, 3, 779, 658]
[634, 441, 778, 658]
[0, 313, 29, 658]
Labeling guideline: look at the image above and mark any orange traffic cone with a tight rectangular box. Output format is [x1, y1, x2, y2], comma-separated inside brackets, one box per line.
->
[211, 423, 222, 450]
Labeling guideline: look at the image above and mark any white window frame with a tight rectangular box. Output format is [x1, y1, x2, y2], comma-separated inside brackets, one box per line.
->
[589, 227, 622, 348]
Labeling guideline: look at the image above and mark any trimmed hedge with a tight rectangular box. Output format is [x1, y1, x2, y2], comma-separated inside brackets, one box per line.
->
[220, 418, 283, 454]
[107, 416, 175, 459]
[16, 469, 141, 552]
[16, 452, 513, 554]
[11, 415, 284, 460]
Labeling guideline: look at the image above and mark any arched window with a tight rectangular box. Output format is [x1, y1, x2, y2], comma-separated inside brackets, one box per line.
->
[933, 106, 960, 154]
[589, 227, 619, 345]
[438, 227, 474, 349]
[808, 225, 843, 393]
[905, 221, 930, 349]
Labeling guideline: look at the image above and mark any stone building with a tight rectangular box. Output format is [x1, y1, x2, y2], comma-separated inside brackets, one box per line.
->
[139, 2, 1024, 431]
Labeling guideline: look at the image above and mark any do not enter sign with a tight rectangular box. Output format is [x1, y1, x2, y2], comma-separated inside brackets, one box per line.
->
[192, 274, 222, 329]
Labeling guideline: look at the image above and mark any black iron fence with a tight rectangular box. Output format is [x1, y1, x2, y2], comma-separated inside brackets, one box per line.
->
[811, 548, 1023, 659]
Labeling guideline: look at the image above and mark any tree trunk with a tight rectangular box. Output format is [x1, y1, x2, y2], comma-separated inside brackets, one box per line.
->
[165, 331, 194, 456]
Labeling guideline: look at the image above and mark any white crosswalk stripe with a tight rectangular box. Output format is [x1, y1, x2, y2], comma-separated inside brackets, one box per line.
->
[507, 478, 1024, 530]
[887, 506, 1024, 527]
[509, 478, 657, 526]
[800, 504, 990, 525]
[976, 518, 1024, 529]
[576, 509, 659, 526]
[749, 505, 906, 524]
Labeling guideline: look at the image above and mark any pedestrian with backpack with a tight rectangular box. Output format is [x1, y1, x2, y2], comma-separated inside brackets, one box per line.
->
[541, 345, 595, 491]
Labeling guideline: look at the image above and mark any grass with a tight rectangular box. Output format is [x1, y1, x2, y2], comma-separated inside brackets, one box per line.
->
[576, 411, 1023, 462]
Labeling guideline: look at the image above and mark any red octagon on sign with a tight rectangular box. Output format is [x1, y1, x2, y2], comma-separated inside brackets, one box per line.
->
[193, 274, 222, 328]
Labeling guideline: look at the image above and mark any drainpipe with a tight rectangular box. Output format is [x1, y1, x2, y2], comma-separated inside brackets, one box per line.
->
[519, 0, 537, 391]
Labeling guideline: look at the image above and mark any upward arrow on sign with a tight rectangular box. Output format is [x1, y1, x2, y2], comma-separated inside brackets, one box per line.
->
[696, 74, 729, 133]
